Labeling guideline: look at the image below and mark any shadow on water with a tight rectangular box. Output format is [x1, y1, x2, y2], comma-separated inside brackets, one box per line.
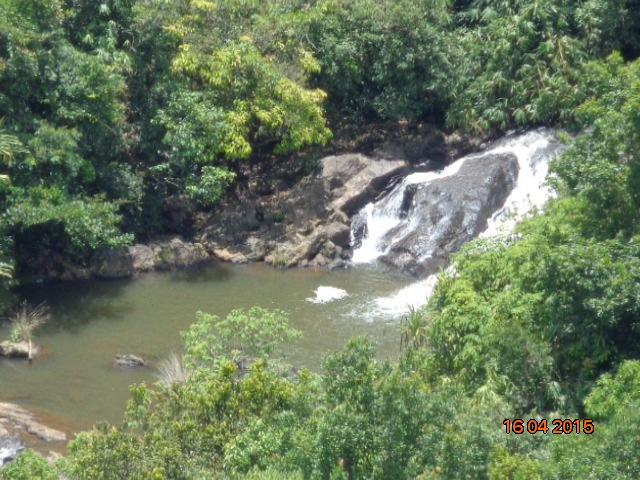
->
[14, 277, 135, 334]
[167, 261, 234, 284]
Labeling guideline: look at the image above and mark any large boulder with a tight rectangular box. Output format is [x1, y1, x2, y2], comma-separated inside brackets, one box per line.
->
[378, 153, 519, 275]
[88, 237, 214, 279]
[320, 154, 408, 215]
[154, 238, 210, 270]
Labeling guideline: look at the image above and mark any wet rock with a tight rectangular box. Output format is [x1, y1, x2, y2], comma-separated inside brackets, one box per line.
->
[0, 403, 66, 443]
[0, 341, 38, 359]
[113, 354, 147, 368]
[379, 153, 519, 275]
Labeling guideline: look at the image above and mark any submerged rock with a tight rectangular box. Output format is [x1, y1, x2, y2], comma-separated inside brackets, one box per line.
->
[113, 354, 147, 368]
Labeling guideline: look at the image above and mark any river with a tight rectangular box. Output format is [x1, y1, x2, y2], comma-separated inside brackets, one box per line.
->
[0, 263, 415, 436]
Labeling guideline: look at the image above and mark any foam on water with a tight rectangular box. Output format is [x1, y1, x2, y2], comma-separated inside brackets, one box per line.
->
[306, 286, 349, 304]
[370, 274, 440, 316]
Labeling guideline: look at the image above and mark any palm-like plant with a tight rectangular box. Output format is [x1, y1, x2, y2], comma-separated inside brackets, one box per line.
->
[11, 302, 49, 362]
[400, 307, 429, 352]
[0, 121, 22, 167]
[0, 262, 12, 279]
[155, 352, 190, 387]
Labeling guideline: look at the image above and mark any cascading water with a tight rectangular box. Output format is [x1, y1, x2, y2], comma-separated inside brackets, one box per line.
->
[351, 160, 466, 264]
[352, 129, 565, 316]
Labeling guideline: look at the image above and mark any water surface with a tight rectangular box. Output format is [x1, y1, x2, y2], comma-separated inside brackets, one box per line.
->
[0, 262, 414, 436]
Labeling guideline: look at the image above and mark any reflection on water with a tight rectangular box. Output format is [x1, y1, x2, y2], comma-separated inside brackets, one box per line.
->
[0, 262, 419, 436]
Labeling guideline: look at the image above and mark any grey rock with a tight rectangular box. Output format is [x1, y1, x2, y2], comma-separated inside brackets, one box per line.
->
[113, 354, 147, 368]
[321, 154, 408, 215]
[324, 222, 352, 248]
[378, 153, 519, 275]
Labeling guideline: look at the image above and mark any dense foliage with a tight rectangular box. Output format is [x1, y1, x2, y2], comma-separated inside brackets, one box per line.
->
[3, 0, 640, 479]
[0, 0, 637, 282]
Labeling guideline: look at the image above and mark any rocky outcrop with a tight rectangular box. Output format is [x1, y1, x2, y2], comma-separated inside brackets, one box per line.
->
[201, 153, 409, 269]
[376, 153, 519, 275]
[34, 236, 215, 281]
[91, 237, 212, 279]
[0, 403, 66, 443]
[25, 126, 481, 280]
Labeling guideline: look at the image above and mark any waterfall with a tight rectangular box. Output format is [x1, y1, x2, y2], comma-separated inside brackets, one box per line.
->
[355, 129, 564, 317]
[351, 160, 466, 264]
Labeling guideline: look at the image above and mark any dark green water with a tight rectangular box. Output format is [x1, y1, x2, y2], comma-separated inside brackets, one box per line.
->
[0, 262, 415, 437]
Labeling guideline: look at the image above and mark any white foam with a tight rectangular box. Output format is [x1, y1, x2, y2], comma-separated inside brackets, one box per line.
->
[480, 130, 559, 237]
[306, 286, 349, 304]
[370, 274, 439, 316]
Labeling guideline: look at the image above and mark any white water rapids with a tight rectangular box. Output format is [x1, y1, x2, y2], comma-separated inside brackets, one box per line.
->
[352, 129, 564, 317]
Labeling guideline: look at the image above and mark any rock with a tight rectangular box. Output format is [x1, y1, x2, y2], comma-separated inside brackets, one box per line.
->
[0, 341, 38, 359]
[377, 153, 519, 275]
[310, 254, 329, 267]
[320, 241, 337, 259]
[155, 238, 210, 269]
[46, 450, 62, 465]
[212, 247, 248, 264]
[320, 154, 409, 215]
[244, 237, 270, 261]
[113, 354, 147, 368]
[329, 259, 348, 270]
[129, 244, 156, 271]
[0, 437, 24, 466]
[0, 403, 66, 443]
[91, 247, 134, 279]
[323, 222, 352, 249]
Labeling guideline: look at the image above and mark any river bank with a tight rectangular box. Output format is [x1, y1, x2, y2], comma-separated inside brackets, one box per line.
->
[18, 125, 481, 283]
